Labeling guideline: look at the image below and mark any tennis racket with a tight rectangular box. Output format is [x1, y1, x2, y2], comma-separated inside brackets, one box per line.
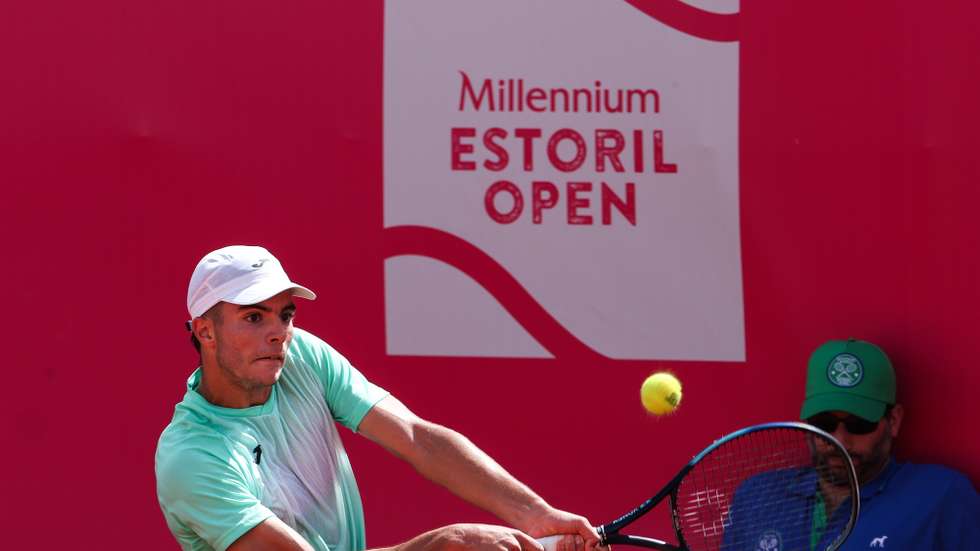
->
[539, 422, 859, 551]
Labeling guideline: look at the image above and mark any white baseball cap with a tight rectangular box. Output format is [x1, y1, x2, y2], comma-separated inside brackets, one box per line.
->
[186, 245, 316, 319]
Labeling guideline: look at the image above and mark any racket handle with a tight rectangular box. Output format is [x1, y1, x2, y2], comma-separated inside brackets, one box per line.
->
[536, 535, 561, 551]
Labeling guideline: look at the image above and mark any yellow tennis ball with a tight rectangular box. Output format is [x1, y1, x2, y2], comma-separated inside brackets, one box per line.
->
[641, 372, 682, 415]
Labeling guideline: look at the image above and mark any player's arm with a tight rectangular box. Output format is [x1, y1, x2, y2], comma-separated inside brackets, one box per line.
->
[227, 517, 315, 551]
[357, 395, 597, 550]
[375, 523, 545, 551]
[231, 518, 574, 551]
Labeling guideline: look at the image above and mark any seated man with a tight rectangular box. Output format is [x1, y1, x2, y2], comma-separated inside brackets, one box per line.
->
[156, 245, 600, 551]
[722, 338, 979, 551]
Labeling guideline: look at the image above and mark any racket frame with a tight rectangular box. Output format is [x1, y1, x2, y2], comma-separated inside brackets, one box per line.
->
[597, 421, 860, 551]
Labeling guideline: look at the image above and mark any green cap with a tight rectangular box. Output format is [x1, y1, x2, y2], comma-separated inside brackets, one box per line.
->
[800, 338, 896, 422]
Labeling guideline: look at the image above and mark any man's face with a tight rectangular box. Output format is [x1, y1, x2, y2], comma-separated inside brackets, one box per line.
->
[208, 291, 297, 392]
[811, 406, 903, 486]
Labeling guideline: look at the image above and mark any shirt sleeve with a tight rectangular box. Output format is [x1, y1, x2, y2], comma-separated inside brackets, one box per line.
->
[157, 441, 275, 551]
[290, 328, 389, 431]
[938, 472, 980, 550]
[720, 478, 749, 551]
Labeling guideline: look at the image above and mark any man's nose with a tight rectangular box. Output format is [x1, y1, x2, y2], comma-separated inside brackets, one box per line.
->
[268, 319, 289, 343]
[831, 424, 852, 445]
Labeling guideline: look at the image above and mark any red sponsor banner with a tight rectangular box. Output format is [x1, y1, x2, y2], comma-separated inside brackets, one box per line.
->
[2, 1, 979, 549]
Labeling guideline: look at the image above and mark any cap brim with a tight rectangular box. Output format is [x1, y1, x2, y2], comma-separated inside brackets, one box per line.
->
[224, 280, 316, 306]
[800, 392, 887, 422]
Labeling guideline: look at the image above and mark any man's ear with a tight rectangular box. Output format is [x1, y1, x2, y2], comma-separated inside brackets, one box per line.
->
[887, 403, 904, 438]
[193, 317, 216, 346]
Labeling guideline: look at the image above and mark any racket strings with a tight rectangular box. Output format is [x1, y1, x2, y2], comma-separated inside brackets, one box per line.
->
[673, 427, 855, 551]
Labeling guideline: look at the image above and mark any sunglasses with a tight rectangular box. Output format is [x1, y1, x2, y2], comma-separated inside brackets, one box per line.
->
[806, 412, 881, 435]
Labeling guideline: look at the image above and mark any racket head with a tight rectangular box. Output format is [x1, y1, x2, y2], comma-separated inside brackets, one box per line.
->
[669, 422, 859, 551]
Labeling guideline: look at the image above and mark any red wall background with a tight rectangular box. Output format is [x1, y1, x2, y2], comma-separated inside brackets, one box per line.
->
[3, 2, 978, 548]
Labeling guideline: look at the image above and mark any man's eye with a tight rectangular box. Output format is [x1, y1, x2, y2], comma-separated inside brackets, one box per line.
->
[245, 313, 262, 323]
[282, 312, 295, 323]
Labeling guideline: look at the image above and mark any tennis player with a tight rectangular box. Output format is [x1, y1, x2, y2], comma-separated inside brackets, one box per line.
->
[155, 245, 601, 551]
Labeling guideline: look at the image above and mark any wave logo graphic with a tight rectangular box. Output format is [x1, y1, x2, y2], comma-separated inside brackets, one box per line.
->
[384, 0, 744, 361]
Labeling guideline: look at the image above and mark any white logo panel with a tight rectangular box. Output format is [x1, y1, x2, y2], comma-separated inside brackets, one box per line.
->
[384, 0, 743, 361]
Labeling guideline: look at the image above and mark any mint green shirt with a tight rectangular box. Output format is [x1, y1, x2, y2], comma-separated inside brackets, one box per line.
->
[155, 328, 389, 551]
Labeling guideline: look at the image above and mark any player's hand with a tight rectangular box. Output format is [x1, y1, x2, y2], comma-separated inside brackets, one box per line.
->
[519, 506, 608, 551]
